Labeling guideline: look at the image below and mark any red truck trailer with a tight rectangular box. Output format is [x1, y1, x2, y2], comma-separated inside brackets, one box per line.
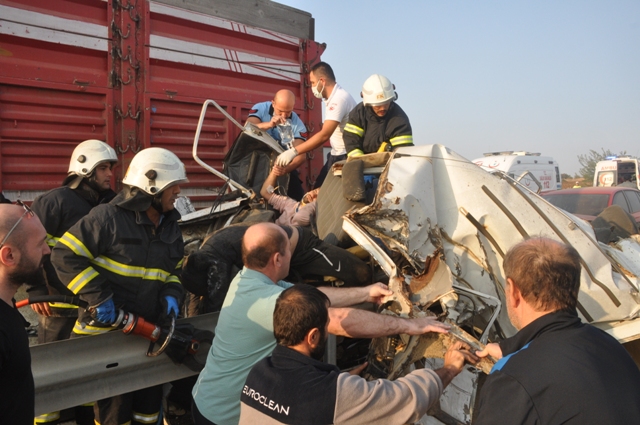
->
[0, 0, 325, 204]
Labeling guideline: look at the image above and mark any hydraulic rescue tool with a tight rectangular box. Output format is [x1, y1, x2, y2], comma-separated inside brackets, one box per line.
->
[16, 295, 213, 372]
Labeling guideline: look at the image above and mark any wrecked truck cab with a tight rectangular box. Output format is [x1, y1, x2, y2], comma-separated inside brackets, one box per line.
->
[338, 144, 640, 424]
[183, 99, 640, 423]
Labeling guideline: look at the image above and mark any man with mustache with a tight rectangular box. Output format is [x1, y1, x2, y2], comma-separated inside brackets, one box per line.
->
[240, 284, 477, 425]
[0, 203, 51, 424]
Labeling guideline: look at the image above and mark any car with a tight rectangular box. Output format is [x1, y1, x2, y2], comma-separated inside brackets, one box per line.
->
[540, 186, 640, 222]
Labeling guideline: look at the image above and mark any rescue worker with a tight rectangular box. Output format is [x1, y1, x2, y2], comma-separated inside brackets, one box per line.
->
[246, 89, 308, 200]
[274, 62, 357, 188]
[191, 222, 450, 425]
[343, 74, 413, 157]
[51, 147, 187, 425]
[28, 139, 117, 425]
[182, 222, 372, 314]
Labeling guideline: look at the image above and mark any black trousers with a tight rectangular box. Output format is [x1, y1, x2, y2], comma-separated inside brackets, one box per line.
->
[36, 314, 94, 425]
[287, 169, 305, 201]
[290, 227, 371, 287]
[314, 152, 347, 189]
[94, 385, 163, 425]
[192, 400, 217, 425]
[37, 314, 76, 344]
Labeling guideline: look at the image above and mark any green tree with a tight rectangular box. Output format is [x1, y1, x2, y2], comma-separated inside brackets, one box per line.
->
[577, 149, 627, 184]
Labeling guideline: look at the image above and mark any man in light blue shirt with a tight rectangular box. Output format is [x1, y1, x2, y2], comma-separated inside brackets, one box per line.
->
[191, 223, 450, 425]
[246, 90, 308, 200]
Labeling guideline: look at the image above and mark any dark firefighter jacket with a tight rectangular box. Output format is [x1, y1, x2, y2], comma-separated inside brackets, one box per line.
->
[29, 183, 116, 316]
[343, 102, 413, 157]
[51, 189, 184, 335]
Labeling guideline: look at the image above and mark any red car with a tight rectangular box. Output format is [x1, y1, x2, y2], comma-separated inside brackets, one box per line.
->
[541, 187, 640, 223]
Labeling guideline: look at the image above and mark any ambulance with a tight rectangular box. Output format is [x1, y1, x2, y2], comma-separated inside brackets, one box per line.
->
[593, 156, 640, 189]
[472, 151, 561, 192]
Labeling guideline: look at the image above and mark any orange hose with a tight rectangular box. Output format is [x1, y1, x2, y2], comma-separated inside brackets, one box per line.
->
[15, 299, 29, 308]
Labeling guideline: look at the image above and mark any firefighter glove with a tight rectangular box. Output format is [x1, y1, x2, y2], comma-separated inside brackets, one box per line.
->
[275, 148, 298, 167]
[163, 295, 179, 317]
[92, 299, 116, 324]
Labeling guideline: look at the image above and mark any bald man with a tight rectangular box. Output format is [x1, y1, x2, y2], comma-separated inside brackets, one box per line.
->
[182, 223, 372, 313]
[0, 203, 50, 424]
[192, 222, 450, 425]
[246, 90, 308, 200]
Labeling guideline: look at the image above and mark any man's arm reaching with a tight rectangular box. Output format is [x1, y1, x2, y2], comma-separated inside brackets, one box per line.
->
[259, 168, 280, 202]
[318, 282, 391, 307]
[328, 307, 450, 338]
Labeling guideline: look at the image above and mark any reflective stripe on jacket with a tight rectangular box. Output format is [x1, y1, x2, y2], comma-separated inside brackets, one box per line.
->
[343, 102, 413, 157]
[52, 201, 184, 324]
[29, 185, 116, 315]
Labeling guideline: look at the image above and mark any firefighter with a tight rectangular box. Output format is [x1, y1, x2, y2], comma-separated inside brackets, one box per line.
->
[343, 74, 413, 157]
[28, 139, 117, 425]
[51, 147, 187, 425]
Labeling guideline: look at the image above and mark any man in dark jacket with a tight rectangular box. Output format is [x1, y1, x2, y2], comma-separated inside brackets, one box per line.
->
[52, 147, 187, 425]
[239, 284, 477, 424]
[474, 237, 640, 424]
[343, 74, 413, 158]
[29, 139, 117, 425]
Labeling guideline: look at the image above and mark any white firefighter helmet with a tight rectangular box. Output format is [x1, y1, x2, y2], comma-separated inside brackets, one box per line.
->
[123, 147, 188, 195]
[68, 139, 118, 177]
[361, 74, 397, 106]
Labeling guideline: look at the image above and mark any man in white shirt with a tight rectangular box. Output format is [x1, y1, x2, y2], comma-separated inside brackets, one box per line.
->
[276, 62, 357, 188]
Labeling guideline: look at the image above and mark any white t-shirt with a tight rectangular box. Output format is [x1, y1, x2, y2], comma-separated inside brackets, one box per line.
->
[325, 83, 357, 156]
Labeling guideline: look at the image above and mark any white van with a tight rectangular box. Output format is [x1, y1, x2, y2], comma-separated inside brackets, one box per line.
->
[472, 151, 561, 192]
[594, 157, 639, 189]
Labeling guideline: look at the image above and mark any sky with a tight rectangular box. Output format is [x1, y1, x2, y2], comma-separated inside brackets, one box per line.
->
[277, 0, 640, 176]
